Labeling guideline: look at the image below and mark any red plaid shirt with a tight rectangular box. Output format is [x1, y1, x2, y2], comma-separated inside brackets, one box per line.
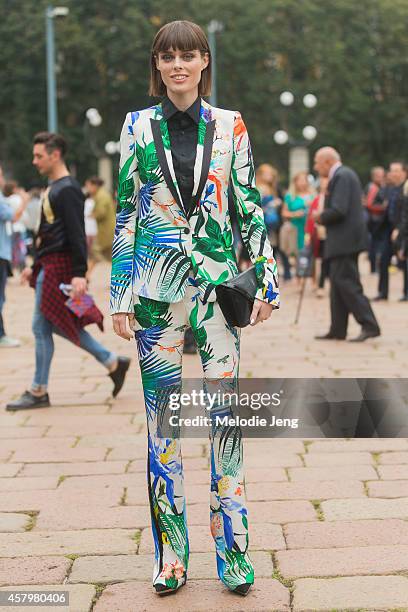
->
[30, 252, 104, 346]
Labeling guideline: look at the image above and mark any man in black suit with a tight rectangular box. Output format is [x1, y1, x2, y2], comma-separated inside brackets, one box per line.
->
[312, 147, 380, 342]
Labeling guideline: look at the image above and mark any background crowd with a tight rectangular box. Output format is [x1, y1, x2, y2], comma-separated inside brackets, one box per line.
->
[2, 155, 408, 351]
[235, 160, 408, 302]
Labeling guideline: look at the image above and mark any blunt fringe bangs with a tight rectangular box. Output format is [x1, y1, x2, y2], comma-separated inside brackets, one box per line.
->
[149, 20, 212, 97]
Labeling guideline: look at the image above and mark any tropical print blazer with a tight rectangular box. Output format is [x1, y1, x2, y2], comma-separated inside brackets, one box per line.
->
[110, 98, 280, 314]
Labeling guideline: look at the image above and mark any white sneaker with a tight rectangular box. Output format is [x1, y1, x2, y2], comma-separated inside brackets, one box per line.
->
[0, 336, 21, 348]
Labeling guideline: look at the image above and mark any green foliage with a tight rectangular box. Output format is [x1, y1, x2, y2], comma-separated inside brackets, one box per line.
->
[1, 0, 407, 185]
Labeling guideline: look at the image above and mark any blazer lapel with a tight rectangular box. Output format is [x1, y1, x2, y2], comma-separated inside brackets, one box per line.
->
[189, 100, 216, 220]
[150, 115, 184, 210]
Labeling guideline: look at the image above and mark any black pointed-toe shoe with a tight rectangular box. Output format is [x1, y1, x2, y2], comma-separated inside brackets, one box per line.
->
[314, 332, 345, 341]
[154, 583, 178, 596]
[233, 582, 253, 596]
[6, 391, 50, 411]
[154, 574, 187, 596]
[348, 328, 381, 343]
[109, 356, 131, 398]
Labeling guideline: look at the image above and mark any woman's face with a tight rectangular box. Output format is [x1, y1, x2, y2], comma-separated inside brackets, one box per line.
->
[295, 173, 309, 192]
[259, 167, 276, 185]
[155, 48, 209, 97]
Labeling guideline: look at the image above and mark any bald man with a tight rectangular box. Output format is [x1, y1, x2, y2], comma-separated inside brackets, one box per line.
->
[312, 148, 380, 342]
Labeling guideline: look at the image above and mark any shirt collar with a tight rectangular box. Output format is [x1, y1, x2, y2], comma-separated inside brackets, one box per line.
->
[329, 161, 342, 181]
[162, 96, 201, 124]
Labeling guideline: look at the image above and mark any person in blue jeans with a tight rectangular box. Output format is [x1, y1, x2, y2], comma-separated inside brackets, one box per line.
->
[0, 165, 30, 348]
[6, 132, 130, 411]
[29, 267, 118, 393]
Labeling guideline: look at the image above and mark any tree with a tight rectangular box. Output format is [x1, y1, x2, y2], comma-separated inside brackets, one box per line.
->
[0, 0, 407, 185]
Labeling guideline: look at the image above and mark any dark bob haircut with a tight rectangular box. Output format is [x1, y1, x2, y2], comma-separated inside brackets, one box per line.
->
[149, 20, 212, 97]
[33, 132, 67, 158]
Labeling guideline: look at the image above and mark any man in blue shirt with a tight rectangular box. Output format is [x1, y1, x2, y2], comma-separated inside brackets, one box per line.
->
[0, 165, 29, 347]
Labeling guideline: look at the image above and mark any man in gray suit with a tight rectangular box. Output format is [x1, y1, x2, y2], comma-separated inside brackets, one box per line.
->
[313, 147, 380, 342]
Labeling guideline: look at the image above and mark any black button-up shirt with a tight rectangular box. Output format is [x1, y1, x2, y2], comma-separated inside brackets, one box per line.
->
[162, 96, 200, 218]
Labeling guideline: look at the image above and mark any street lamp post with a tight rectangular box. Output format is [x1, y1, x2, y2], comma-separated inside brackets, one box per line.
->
[83, 108, 114, 192]
[273, 91, 318, 180]
[45, 5, 69, 133]
[207, 20, 223, 107]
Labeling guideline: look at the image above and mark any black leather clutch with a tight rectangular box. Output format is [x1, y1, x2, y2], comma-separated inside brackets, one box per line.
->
[215, 266, 259, 327]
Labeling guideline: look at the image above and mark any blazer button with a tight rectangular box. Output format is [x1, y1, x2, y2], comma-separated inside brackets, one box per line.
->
[183, 228, 190, 234]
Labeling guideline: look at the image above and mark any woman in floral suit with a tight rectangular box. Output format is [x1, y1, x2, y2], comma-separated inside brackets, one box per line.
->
[110, 20, 280, 597]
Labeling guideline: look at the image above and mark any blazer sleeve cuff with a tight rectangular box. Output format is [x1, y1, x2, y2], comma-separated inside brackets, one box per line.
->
[255, 282, 280, 307]
[110, 286, 134, 315]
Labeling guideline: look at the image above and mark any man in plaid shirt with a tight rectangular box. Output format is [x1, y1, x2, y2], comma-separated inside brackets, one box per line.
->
[6, 133, 130, 411]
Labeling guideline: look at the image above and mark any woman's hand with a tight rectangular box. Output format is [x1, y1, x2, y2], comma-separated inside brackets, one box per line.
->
[250, 299, 274, 326]
[112, 313, 135, 341]
[20, 267, 33, 285]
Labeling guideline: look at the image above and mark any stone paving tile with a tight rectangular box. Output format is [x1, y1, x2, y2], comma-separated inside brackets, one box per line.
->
[55, 474, 143, 492]
[247, 501, 317, 523]
[244, 440, 305, 453]
[37, 405, 111, 417]
[11, 447, 107, 463]
[0, 486, 122, 513]
[0, 529, 138, 557]
[0, 427, 48, 439]
[0, 557, 71, 587]
[138, 522, 285, 554]
[33, 414, 134, 436]
[75, 434, 145, 448]
[246, 480, 364, 500]
[69, 551, 273, 583]
[293, 575, 408, 611]
[182, 470, 211, 485]
[93, 579, 290, 611]
[277, 544, 408, 578]
[20, 461, 128, 477]
[378, 464, 408, 479]
[108, 443, 204, 461]
[285, 518, 408, 549]
[379, 451, 408, 464]
[0, 584, 95, 612]
[0, 438, 77, 455]
[321, 497, 408, 520]
[0, 415, 26, 427]
[127, 484, 207, 505]
[0, 464, 23, 477]
[308, 439, 408, 453]
[0, 477, 59, 492]
[35, 505, 150, 531]
[288, 465, 378, 481]
[368, 480, 408, 497]
[303, 451, 373, 466]
[244, 453, 303, 468]
[0, 513, 30, 533]
[244, 467, 288, 482]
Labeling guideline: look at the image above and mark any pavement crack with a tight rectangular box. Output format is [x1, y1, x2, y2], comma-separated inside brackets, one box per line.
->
[271, 551, 294, 608]
[310, 499, 325, 521]
[104, 448, 113, 461]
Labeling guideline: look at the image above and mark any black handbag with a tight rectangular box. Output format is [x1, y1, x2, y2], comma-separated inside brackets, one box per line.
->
[215, 266, 259, 327]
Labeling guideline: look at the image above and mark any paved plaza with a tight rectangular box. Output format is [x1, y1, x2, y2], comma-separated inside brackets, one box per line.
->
[1, 260, 408, 611]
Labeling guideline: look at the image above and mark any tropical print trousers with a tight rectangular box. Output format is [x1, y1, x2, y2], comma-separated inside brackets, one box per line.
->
[130, 279, 254, 591]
